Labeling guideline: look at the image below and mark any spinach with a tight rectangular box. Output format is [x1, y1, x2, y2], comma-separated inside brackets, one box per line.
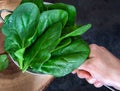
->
[21, 0, 44, 11]
[2, 1, 92, 77]
[2, 3, 40, 69]
[22, 22, 62, 71]
[45, 3, 76, 26]
[60, 24, 91, 40]
[53, 38, 72, 52]
[0, 54, 9, 71]
[36, 9, 68, 35]
[30, 39, 89, 77]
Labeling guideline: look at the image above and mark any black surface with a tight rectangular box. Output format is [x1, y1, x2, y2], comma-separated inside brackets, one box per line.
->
[44, 0, 120, 91]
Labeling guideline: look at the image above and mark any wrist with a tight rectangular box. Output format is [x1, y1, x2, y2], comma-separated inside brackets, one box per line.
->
[110, 59, 120, 89]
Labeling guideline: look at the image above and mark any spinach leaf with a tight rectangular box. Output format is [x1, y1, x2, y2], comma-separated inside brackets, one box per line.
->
[36, 9, 68, 35]
[53, 38, 72, 52]
[23, 49, 51, 72]
[21, 0, 44, 11]
[22, 22, 62, 71]
[2, 3, 40, 69]
[0, 54, 9, 71]
[52, 38, 89, 57]
[45, 3, 76, 26]
[60, 24, 92, 40]
[30, 39, 90, 77]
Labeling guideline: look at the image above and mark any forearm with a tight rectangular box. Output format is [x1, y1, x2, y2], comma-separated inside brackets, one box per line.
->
[114, 60, 120, 89]
[109, 59, 120, 89]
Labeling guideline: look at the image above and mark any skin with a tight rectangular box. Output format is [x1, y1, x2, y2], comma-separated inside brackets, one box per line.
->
[72, 44, 120, 90]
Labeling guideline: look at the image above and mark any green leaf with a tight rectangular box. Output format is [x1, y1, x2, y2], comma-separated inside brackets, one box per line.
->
[2, 3, 40, 69]
[31, 39, 90, 77]
[21, 0, 44, 11]
[0, 54, 9, 71]
[14, 48, 25, 69]
[45, 3, 76, 26]
[23, 49, 51, 72]
[52, 38, 90, 57]
[22, 22, 62, 71]
[53, 37, 72, 52]
[60, 24, 92, 40]
[36, 9, 68, 35]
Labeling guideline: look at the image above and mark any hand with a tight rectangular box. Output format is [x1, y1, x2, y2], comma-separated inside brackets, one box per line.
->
[72, 44, 120, 90]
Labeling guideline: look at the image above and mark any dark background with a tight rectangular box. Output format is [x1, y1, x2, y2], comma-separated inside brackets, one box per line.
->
[44, 0, 120, 91]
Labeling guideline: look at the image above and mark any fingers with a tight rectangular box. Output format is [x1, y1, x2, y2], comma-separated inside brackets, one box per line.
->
[72, 68, 104, 88]
[72, 69, 78, 74]
[72, 69, 91, 79]
[94, 81, 103, 88]
[86, 77, 103, 88]
[76, 70, 91, 79]
[86, 77, 96, 84]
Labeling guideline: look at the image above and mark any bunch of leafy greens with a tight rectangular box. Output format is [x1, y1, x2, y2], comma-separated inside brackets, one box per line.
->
[2, 0, 91, 77]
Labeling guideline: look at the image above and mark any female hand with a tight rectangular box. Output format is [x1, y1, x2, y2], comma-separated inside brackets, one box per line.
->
[72, 44, 120, 90]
